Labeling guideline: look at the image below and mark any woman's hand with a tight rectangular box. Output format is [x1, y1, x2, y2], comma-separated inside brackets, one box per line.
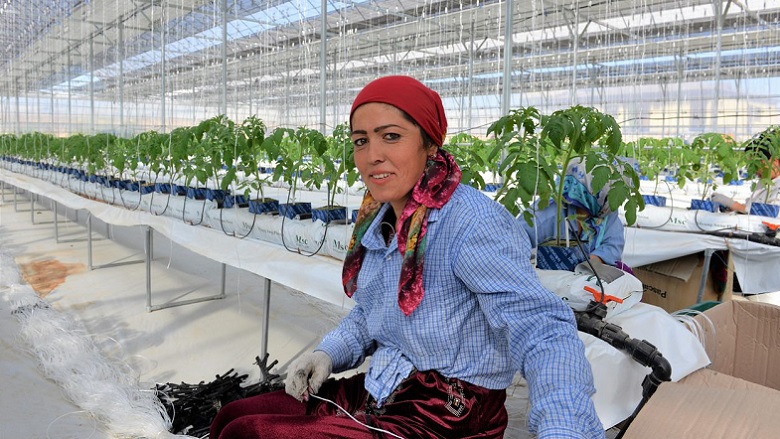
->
[285, 351, 333, 402]
[711, 193, 735, 210]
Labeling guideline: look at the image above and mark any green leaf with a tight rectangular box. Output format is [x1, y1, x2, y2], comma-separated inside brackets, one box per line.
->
[624, 198, 638, 226]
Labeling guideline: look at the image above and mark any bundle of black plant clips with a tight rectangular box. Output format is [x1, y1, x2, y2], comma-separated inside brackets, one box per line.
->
[155, 353, 284, 437]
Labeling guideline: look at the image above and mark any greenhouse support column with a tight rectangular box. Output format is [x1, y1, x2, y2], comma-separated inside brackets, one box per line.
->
[284, 60, 290, 122]
[675, 53, 684, 138]
[735, 75, 742, 138]
[570, 9, 580, 106]
[14, 79, 20, 134]
[36, 73, 41, 132]
[67, 50, 72, 135]
[660, 80, 668, 138]
[119, 21, 125, 136]
[249, 68, 253, 116]
[220, 0, 227, 116]
[500, 0, 513, 186]
[192, 81, 196, 124]
[319, 0, 327, 133]
[25, 71, 30, 132]
[50, 63, 55, 133]
[161, 3, 167, 131]
[90, 36, 95, 133]
[500, 0, 513, 118]
[713, 0, 725, 131]
[467, 19, 475, 132]
[1, 92, 4, 133]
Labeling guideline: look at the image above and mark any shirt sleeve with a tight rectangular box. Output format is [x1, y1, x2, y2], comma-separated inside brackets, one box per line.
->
[316, 303, 375, 373]
[452, 207, 605, 438]
[590, 211, 625, 266]
[520, 202, 559, 247]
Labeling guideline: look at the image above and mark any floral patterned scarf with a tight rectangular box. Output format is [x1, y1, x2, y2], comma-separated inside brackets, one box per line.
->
[342, 148, 462, 316]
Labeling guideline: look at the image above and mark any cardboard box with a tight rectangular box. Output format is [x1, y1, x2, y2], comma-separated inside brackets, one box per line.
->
[623, 300, 780, 439]
[632, 251, 733, 313]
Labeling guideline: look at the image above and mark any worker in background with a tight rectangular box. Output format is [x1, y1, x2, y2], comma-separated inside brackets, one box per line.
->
[210, 76, 604, 439]
[521, 157, 631, 273]
[711, 127, 780, 214]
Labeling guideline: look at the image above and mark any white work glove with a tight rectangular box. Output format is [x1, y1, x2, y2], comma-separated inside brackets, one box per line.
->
[285, 350, 333, 402]
[711, 193, 734, 210]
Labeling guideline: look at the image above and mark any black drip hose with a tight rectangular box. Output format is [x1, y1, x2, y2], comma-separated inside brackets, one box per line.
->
[574, 300, 672, 438]
[709, 229, 780, 247]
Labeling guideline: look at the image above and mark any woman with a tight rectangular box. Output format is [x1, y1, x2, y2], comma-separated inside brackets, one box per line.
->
[522, 158, 628, 272]
[210, 76, 604, 439]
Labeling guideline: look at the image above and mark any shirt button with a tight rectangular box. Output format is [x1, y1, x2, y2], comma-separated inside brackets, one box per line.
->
[386, 255, 391, 261]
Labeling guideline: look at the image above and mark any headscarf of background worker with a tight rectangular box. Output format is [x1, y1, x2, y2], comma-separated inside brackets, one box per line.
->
[521, 157, 630, 272]
[711, 127, 780, 214]
[209, 75, 605, 439]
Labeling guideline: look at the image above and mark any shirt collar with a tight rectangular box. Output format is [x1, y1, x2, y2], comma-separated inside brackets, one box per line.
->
[360, 201, 443, 251]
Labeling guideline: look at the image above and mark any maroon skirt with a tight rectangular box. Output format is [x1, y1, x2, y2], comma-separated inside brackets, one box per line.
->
[211, 370, 508, 439]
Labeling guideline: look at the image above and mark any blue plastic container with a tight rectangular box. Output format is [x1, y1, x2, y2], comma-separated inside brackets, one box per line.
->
[642, 195, 667, 207]
[312, 206, 347, 224]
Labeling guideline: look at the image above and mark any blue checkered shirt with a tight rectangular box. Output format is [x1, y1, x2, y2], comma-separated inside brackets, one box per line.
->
[318, 184, 605, 438]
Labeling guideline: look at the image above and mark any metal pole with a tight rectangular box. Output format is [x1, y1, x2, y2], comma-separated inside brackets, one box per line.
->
[36, 73, 41, 132]
[146, 226, 153, 312]
[697, 249, 716, 304]
[50, 64, 55, 133]
[15, 80, 20, 134]
[67, 50, 72, 135]
[675, 53, 684, 139]
[712, 0, 723, 132]
[570, 9, 579, 106]
[119, 21, 125, 136]
[319, 0, 327, 133]
[88, 214, 93, 269]
[467, 20, 475, 131]
[54, 201, 59, 241]
[220, 0, 228, 116]
[713, 0, 724, 132]
[499, 0, 514, 186]
[221, 263, 227, 297]
[261, 278, 272, 359]
[161, 3, 167, 131]
[500, 0, 514, 117]
[90, 36, 95, 133]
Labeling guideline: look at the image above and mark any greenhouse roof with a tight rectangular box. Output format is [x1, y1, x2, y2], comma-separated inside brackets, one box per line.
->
[1, 0, 779, 120]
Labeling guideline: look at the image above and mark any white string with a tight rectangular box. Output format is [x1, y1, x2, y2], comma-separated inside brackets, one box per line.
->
[46, 410, 97, 439]
[672, 308, 718, 363]
[307, 394, 407, 439]
[1, 246, 187, 439]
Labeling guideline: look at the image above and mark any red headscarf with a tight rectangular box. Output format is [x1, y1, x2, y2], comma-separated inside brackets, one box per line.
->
[350, 75, 448, 146]
[343, 76, 461, 316]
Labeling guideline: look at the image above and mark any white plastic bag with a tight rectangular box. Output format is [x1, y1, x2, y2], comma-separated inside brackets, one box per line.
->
[536, 261, 643, 318]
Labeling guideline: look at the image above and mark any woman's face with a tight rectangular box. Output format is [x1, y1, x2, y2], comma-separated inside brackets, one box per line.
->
[351, 102, 436, 217]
